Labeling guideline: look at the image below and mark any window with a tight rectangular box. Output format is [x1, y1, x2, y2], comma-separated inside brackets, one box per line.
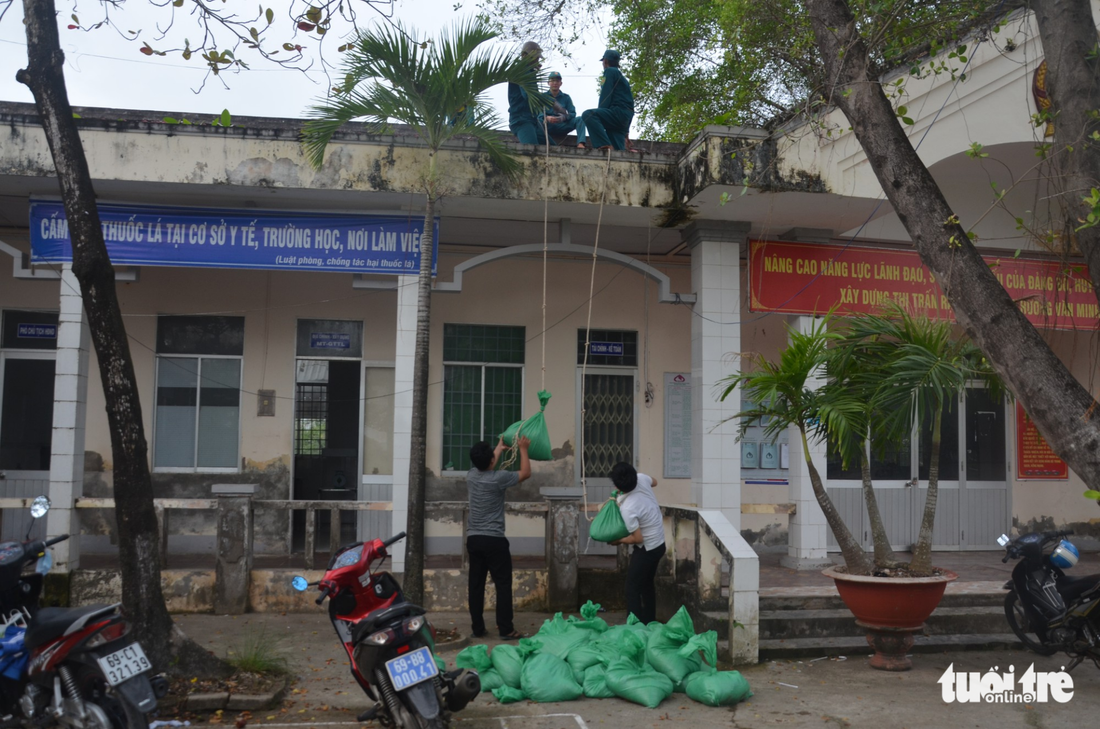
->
[153, 316, 243, 470]
[441, 324, 525, 471]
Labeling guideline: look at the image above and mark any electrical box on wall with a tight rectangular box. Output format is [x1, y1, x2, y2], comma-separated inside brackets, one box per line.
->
[257, 390, 276, 417]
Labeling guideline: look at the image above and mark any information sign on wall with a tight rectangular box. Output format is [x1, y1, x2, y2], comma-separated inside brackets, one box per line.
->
[664, 373, 692, 479]
[30, 201, 438, 276]
[310, 332, 352, 350]
[1016, 402, 1068, 480]
[749, 239, 1096, 331]
[589, 342, 624, 356]
[16, 323, 57, 339]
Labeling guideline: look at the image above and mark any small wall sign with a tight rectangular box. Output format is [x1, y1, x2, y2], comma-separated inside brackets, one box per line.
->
[16, 323, 57, 339]
[310, 332, 351, 350]
[589, 341, 623, 356]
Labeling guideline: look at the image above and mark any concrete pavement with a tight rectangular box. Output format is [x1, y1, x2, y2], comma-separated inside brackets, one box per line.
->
[172, 611, 1098, 729]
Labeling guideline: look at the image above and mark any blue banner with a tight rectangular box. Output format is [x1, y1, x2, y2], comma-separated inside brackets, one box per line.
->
[30, 201, 438, 275]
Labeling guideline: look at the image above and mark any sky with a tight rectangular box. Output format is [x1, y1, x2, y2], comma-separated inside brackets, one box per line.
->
[0, 0, 612, 129]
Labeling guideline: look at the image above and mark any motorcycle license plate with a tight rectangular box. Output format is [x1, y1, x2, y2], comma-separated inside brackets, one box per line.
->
[384, 646, 438, 691]
[96, 643, 152, 686]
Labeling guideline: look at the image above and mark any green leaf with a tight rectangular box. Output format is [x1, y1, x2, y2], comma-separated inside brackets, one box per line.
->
[1085, 490, 1100, 500]
[163, 117, 179, 124]
[72, 112, 82, 119]
[901, 116, 914, 126]
[219, 109, 232, 127]
[266, 8, 274, 24]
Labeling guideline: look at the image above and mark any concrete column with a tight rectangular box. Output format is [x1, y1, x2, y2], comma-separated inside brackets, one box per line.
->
[781, 315, 832, 569]
[541, 487, 581, 612]
[390, 274, 417, 573]
[212, 483, 255, 614]
[685, 222, 748, 529]
[47, 263, 90, 572]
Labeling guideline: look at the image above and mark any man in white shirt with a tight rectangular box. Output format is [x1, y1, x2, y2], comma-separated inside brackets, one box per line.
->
[609, 462, 665, 623]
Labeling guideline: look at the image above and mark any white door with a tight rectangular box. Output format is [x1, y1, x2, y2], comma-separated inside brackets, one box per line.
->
[359, 365, 395, 542]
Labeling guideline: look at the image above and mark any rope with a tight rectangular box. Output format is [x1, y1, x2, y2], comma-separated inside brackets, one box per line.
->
[579, 148, 614, 523]
[542, 114, 550, 391]
[501, 114, 552, 473]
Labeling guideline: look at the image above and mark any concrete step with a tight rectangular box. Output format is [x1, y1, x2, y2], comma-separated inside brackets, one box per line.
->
[758, 606, 1007, 640]
[752, 633, 1022, 661]
[759, 590, 1006, 611]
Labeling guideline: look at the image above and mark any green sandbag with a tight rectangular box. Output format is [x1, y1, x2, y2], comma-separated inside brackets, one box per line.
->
[491, 641, 533, 688]
[683, 669, 753, 706]
[605, 657, 674, 708]
[646, 607, 704, 684]
[532, 613, 590, 660]
[520, 653, 583, 703]
[500, 390, 552, 461]
[647, 628, 701, 684]
[567, 642, 620, 684]
[566, 600, 609, 633]
[456, 644, 504, 691]
[492, 685, 527, 704]
[582, 664, 615, 699]
[590, 497, 630, 543]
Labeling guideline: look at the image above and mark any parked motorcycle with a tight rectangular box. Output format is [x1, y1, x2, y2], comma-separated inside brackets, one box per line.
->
[292, 531, 480, 729]
[0, 496, 166, 729]
[999, 529, 1100, 669]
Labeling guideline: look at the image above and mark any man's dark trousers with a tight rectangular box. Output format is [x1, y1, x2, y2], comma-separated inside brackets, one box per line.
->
[467, 535, 515, 636]
[625, 542, 666, 624]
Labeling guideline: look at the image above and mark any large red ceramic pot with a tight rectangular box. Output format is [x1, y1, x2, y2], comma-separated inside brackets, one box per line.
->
[822, 566, 958, 671]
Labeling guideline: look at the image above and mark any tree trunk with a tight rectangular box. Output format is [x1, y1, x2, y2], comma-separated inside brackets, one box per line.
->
[804, 0, 1100, 491]
[1032, 0, 1100, 311]
[860, 448, 897, 569]
[18, 0, 227, 677]
[910, 404, 943, 575]
[801, 430, 872, 574]
[403, 165, 437, 606]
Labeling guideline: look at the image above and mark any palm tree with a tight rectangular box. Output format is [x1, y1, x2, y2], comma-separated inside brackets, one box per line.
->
[721, 306, 1000, 577]
[719, 316, 874, 575]
[839, 303, 1000, 575]
[301, 19, 546, 602]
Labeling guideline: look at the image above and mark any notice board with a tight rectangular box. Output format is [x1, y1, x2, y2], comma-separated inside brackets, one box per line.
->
[664, 373, 692, 479]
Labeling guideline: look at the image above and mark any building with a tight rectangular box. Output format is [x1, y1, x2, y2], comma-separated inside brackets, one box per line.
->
[0, 6, 1095, 651]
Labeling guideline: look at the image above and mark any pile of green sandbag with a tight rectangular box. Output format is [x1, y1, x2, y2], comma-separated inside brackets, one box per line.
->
[454, 602, 752, 709]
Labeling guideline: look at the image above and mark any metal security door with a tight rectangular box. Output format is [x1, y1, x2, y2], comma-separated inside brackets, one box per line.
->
[914, 396, 963, 548]
[576, 368, 636, 555]
[960, 387, 1008, 549]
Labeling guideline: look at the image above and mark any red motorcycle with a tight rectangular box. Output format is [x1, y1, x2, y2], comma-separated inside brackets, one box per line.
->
[293, 531, 480, 729]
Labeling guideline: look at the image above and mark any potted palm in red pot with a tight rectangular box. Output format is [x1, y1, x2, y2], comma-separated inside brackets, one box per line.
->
[721, 304, 999, 670]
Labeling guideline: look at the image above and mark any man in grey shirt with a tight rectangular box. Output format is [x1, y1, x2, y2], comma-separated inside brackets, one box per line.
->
[466, 436, 531, 639]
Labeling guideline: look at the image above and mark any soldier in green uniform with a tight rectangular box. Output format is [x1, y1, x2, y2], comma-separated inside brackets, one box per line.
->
[508, 41, 546, 145]
[581, 49, 634, 151]
[540, 71, 587, 148]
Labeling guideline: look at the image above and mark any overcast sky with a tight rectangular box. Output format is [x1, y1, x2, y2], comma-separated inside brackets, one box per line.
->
[0, 0, 612, 130]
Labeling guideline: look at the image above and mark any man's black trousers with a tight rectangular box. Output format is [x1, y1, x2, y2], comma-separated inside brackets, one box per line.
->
[466, 535, 515, 636]
[626, 542, 666, 624]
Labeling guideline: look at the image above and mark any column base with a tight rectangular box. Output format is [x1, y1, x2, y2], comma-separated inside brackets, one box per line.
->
[780, 554, 836, 571]
[857, 620, 921, 672]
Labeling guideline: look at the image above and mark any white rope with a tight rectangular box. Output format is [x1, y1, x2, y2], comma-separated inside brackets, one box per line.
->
[542, 114, 550, 391]
[579, 148, 614, 523]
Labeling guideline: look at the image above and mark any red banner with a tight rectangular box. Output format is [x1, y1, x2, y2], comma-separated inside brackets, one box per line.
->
[748, 240, 1097, 331]
[1016, 402, 1069, 480]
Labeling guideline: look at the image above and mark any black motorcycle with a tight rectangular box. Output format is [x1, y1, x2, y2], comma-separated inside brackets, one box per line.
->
[1000, 529, 1100, 670]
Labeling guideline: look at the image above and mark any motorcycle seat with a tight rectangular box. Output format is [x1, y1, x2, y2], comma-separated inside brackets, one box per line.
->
[1059, 574, 1100, 604]
[352, 602, 426, 644]
[25, 604, 116, 649]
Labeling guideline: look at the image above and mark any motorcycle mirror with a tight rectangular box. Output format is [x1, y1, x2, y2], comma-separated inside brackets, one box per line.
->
[35, 552, 52, 575]
[30, 496, 50, 520]
[291, 576, 309, 592]
[997, 534, 1010, 547]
